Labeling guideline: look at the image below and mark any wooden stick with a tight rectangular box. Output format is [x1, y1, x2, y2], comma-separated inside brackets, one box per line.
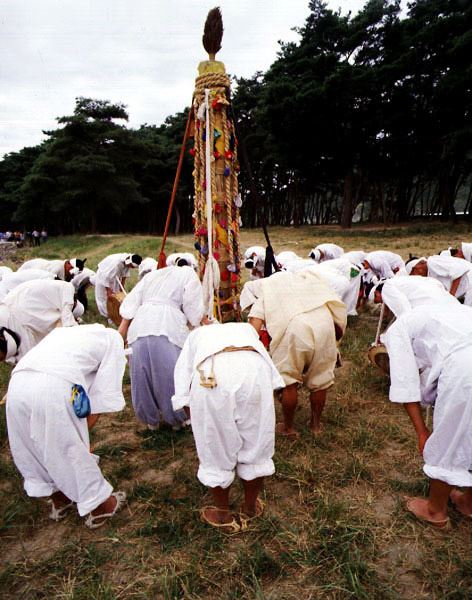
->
[157, 109, 193, 267]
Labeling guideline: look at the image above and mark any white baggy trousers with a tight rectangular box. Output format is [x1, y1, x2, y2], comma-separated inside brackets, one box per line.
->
[190, 351, 276, 489]
[7, 371, 113, 516]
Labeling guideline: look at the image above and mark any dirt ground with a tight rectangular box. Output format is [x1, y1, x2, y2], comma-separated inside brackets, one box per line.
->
[0, 223, 471, 599]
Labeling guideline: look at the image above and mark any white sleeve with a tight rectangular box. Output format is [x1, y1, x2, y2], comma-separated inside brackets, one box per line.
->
[379, 261, 395, 279]
[428, 256, 470, 280]
[60, 282, 78, 327]
[182, 272, 204, 327]
[88, 330, 126, 413]
[119, 278, 145, 319]
[171, 335, 195, 410]
[382, 281, 411, 317]
[383, 318, 421, 403]
[248, 296, 265, 320]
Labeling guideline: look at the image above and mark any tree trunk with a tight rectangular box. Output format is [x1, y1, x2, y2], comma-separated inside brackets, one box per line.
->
[340, 170, 354, 229]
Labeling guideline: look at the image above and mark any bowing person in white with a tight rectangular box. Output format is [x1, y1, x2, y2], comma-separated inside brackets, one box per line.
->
[19, 257, 86, 282]
[309, 243, 344, 262]
[138, 257, 157, 280]
[172, 322, 285, 532]
[0, 268, 55, 302]
[372, 276, 460, 317]
[94, 253, 142, 318]
[118, 266, 204, 430]
[406, 255, 472, 305]
[0, 279, 78, 364]
[382, 304, 472, 528]
[6, 324, 127, 528]
[363, 250, 406, 279]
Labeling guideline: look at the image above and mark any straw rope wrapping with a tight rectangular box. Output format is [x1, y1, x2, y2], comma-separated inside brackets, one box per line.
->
[192, 70, 241, 320]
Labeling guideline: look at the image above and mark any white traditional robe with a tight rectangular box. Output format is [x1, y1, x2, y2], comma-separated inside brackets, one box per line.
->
[365, 251, 405, 279]
[165, 253, 197, 270]
[172, 323, 284, 488]
[244, 246, 266, 279]
[461, 242, 472, 262]
[138, 257, 157, 280]
[344, 250, 367, 266]
[95, 253, 131, 317]
[0, 269, 55, 301]
[7, 324, 126, 515]
[382, 276, 459, 318]
[310, 243, 344, 262]
[0, 266, 13, 281]
[426, 255, 472, 305]
[382, 305, 472, 487]
[119, 266, 204, 348]
[70, 267, 96, 291]
[19, 258, 66, 280]
[0, 279, 77, 363]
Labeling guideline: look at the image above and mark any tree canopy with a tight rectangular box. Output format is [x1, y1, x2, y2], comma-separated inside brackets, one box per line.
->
[1, 0, 471, 233]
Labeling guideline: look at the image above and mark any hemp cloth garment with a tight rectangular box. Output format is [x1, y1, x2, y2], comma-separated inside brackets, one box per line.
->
[18, 258, 66, 280]
[120, 266, 204, 426]
[248, 270, 346, 356]
[95, 253, 131, 317]
[171, 323, 284, 489]
[426, 255, 472, 305]
[383, 304, 472, 487]
[0, 279, 76, 363]
[7, 324, 126, 514]
[0, 269, 55, 302]
[382, 276, 460, 318]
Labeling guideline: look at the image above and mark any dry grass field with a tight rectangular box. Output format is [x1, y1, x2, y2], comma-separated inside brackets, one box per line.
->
[0, 222, 471, 599]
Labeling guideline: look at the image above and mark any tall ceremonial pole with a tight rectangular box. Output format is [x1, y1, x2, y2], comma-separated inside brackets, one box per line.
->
[191, 8, 241, 322]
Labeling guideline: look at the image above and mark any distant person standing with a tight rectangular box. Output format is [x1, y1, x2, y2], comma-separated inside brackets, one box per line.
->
[32, 230, 40, 246]
[41, 228, 48, 243]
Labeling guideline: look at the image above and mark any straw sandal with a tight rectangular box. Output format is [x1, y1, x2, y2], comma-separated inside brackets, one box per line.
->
[239, 498, 265, 531]
[200, 506, 241, 533]
[85, 491, 127, 529]
[48, 499, 75, 522]
[405, 497, 451, 529]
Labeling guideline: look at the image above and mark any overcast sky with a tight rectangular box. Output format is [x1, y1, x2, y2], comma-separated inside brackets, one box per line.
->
[1, 0, 373, 157]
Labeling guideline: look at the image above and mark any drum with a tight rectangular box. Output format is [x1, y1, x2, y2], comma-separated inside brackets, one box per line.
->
[106, 291, 126, 326]
[367, 343, 390, 375]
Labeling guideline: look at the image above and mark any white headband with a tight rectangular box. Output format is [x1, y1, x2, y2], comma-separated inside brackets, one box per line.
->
[309, 249, 322, 262]
[124, 255, 139, 267]
[405, 257, 426, 275]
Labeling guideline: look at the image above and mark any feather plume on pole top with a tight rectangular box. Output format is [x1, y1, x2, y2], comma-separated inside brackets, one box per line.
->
[202, 7, 223, 60]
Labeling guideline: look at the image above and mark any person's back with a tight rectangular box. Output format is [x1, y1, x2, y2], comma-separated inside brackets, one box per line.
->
[0, 279, 76, 361]
[7, 324, 127, 528]
[0, 269, 55, 302]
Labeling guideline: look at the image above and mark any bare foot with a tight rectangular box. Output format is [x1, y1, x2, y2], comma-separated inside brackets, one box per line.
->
[309, 421, 323, 434]
[276, 422, 300, 439]
[450, 489, 472, 517]
[201, 506, 233, 526]
[405, 497, 449, 528]
[240, 498, 264, 518]
[91, 495, 117, 518]
[50, 491, 72, 509]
